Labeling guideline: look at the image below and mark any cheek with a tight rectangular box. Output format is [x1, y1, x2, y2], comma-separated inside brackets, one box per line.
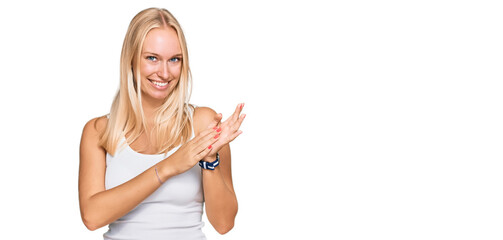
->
[170, 65, 182, 78]
[140, 63, 156, 78]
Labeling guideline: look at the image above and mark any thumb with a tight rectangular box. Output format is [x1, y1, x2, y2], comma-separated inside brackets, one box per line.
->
[207, 113, 222, 129]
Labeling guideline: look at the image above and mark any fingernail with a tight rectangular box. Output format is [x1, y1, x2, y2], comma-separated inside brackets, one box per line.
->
[208, 145, 212, 149]
[213, 126, 217, 130]
[240, 103, 244, 109]
[216, 127, 222, 132]
[214, 134, 219, 139]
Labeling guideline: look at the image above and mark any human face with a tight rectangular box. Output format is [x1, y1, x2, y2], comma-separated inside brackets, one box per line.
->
[136, 27, 182, 102]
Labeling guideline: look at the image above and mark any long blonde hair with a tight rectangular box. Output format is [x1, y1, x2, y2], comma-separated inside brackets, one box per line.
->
[99, 8, 193, 156]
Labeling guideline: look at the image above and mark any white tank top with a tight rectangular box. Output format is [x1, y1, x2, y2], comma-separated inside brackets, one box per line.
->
[103, 108, 206, 240]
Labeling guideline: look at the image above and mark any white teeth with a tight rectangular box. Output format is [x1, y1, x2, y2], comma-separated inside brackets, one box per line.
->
[152, 81, 168, 87]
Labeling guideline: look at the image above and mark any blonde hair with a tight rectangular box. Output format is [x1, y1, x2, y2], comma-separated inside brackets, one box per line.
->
[99, 8, 193, 156]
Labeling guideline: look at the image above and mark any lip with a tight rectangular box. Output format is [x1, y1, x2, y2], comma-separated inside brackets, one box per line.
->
[148, 79, 170, 90]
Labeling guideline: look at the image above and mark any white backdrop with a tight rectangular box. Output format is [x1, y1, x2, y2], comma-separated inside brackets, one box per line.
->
[0, 0, 502, 239]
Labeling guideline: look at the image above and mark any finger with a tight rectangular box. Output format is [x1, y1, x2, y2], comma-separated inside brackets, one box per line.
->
[227, 130, 243, 143]
[195, 143, 213, 160]
[195, 125, 221, 148]
[206, 113, 222, 130]
[195, 131, 220, 155]
[236, 113, 246, 127]
[207, 119, 222, 131]
[225, 103, 242, 125]
[232, 103, 244, 122]
[229, 113, 246, 132]
[192, 126, 218, 146]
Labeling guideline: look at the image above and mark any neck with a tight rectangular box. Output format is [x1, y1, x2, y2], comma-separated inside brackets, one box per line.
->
[141, 94, 164, 126]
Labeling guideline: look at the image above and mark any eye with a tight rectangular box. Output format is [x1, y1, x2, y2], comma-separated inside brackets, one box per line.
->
[169, 57, 181, 63]
[146, 56, 158, 61]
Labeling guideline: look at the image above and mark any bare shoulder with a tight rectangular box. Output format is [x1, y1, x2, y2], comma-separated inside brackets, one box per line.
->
[80, 115, 109, 159]
[193, 106, 218, 135]
[82, 115, 109, 138]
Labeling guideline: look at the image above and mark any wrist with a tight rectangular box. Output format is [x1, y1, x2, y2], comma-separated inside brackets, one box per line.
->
[199, 152, 220, 170]
[203, 153, 218, 162]
[157, 160, 178, 180]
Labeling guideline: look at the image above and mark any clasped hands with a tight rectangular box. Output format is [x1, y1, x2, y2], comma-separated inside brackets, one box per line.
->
[167, 103, 246, 174]
[203, 103, 246, 161]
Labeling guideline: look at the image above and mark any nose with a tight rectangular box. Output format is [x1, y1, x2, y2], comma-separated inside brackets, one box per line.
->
[158, 62, 170, 80]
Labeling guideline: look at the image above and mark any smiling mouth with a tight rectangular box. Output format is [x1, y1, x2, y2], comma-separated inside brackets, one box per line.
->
[149, 79, 169, 87]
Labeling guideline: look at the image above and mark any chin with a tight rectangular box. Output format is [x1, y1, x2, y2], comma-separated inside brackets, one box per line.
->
[141, 89, 170, 101]
[153, 92, 172, 100]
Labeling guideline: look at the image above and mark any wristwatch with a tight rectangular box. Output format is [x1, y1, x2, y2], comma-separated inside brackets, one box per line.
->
[199, 153, 220, 170]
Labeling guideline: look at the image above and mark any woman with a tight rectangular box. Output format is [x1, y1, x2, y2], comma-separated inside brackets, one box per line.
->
[78, 8, 245, 239]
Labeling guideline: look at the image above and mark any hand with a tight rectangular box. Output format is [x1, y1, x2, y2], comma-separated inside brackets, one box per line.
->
[203, 103, 246, 161]
[166, 126, 221, 175]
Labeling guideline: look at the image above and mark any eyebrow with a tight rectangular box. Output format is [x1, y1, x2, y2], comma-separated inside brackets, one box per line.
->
[143, 52, 182, 58]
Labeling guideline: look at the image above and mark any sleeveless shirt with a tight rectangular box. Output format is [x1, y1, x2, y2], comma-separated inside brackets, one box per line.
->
[103, 108, 206, 240]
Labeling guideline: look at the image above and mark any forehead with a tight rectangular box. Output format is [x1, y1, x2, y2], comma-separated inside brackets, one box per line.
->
[142, 27, 181, 55]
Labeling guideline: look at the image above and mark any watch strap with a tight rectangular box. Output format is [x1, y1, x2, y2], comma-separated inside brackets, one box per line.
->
[199, 153, 220, 170]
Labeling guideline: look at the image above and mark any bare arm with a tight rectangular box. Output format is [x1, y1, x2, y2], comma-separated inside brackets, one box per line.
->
[202, 144, 238, 235]
[78, 116, 219, 230]
[194, 104, 245, 234]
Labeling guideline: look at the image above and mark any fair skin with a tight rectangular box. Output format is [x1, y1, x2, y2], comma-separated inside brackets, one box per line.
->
[78, 27, 244, 234]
